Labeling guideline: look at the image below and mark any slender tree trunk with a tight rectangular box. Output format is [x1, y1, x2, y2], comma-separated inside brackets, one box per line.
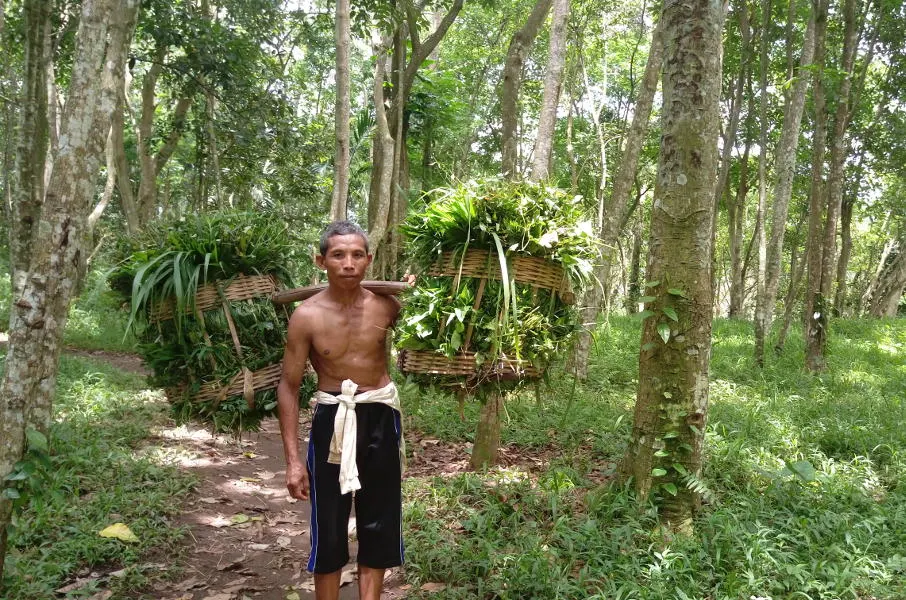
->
[530, 0, 570, 181]
[712, 0, 752, 308]
[367, 40, 395, 265]
[804, 0, 829, 372]
[9, 0, 52, 304]
[570, 18, 663, 379]
[833, 196, 854, 315]
[775, 236, 806, 353]
[728, 135, 752, 318]
[753, 0, 771, 362]
[621, 0, 724, 527]
[624, 212, 643, 314]
[500, 0, 553, 178]
[330, 0, 351, 221]
[806, 0, 858, 371]
[0, 0, 140, 580]
[754, 7, 816, 366]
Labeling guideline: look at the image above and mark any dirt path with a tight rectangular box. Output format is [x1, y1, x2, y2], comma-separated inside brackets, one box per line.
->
[44, 347, 560, 599]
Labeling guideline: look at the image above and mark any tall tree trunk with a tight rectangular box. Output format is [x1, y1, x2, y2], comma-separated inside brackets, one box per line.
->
[530, 0, 570, 181]
[806, 0, 858, 371]
[500, 0, 553, 178]
[570, 18, 663, 379]
[753, 0, 771, 361]
[728, 134, 752, 318]
[711, 0, 752, 309]
[867, 239, 906, 317]
[8, 0, 52, 305]
[775, 235, 806, 353]
[330, 0, 351, 221]
[753, 7, 816, 366]
[0, 0, 140, 580]
[368, 0, 463, 267]
[621, 0, 723, 526]
[624, 211, 643, 314]
[833, 196, 854, 315]
[366, 40, 395, 265]
[804, 0, 829, 373]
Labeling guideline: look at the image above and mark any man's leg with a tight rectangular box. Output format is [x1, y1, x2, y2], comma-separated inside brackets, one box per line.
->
[314, 570, 341, 600]
[357, 566, 385, 600]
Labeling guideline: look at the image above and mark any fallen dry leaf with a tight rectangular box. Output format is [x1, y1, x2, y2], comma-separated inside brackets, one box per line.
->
[340, 567, 357, 586]
[200, 594, 233, 600]
[98, 522, 139, 543]
[256, 470, 276, 480]
[276, 536, 292, 548]
[87, 591, 113, 600]
[208, 515, 232, 528]
[199, 497, 220, 504]
[247, 543, 270, 551]
[420, 582, 447, 592]
[56, 577, 96, 594]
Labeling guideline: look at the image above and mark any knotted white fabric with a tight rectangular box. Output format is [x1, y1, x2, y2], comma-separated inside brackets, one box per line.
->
[313, 379, 403, 495]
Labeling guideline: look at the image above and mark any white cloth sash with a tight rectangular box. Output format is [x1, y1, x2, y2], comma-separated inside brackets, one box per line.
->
[313, 379, 403, 495]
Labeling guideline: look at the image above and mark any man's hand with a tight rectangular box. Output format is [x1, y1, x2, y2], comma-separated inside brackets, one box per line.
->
[286, 461, 310, 501]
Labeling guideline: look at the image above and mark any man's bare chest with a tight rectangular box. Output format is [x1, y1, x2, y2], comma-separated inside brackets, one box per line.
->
[310, 314, 389, 359]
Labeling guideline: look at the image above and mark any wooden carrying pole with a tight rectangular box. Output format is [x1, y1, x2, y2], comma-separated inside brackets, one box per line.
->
[271, 280, 409, 305]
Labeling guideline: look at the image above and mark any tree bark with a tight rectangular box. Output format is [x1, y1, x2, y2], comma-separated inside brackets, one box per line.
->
[529, 0, 570, 181]
[0, 0, 140, 580]
[570, 18, 663, 380]
[8, 0, 52, 306]
[621, 0, 724, 526]
[367, 40, 395, 266]
[867, 238, 906, 317]
[775, 234, 806, 353]
[804, 0, 829, 373]
[728, 134, 752, 318]
[500, 0, 553, 178]
[330, 0, 351, 221]
[833, 196, 854, 315]
[753, 6, 816, 366]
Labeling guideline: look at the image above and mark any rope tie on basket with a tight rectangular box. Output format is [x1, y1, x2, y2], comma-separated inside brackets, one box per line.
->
[313, 379, 404, 495]
[216, 279, 256, 410]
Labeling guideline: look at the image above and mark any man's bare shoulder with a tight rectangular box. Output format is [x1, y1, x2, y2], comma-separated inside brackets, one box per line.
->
[367, 289, 402, 320]
[289, 292, 329, 330]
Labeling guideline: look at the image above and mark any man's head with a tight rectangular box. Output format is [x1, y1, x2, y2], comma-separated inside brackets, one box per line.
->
[319, 220, 369, 256]
[316, 220, 372, 286]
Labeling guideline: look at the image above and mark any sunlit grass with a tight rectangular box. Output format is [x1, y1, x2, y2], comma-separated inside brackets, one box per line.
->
[402, 316, 906, 599]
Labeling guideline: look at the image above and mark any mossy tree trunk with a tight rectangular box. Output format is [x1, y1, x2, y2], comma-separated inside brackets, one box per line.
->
[621, 0, 723, 528]
[0, 0, 139, 579]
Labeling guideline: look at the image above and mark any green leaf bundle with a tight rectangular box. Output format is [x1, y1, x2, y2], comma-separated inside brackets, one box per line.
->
[109, 211, 308, 434]
[397, 178, 598, 389]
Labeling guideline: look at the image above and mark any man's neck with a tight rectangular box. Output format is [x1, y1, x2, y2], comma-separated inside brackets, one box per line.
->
[325, 281, 365, 307]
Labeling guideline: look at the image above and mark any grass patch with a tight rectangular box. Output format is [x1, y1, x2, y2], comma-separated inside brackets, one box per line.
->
[401, 316, 906, 599]
[1, 351, 196, 599]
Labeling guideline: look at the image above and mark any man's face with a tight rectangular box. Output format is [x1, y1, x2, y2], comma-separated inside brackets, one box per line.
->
[316, 234, 372, 286]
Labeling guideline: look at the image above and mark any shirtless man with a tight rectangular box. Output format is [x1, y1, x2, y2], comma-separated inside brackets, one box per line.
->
[276, 221, 404, 600]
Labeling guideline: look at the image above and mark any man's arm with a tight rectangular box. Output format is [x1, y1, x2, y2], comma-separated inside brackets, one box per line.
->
[277, 305, 313, 500]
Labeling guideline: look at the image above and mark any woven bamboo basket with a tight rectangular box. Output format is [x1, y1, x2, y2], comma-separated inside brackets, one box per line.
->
[399, 249, 569, 381]
[150, 273, 287, 408]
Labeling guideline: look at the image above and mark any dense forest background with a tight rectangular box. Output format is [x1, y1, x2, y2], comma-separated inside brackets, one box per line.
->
[1, 0, 906, 596]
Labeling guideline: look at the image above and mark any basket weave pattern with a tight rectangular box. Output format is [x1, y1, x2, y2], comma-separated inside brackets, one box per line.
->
[398, 350, 540, 380]
[427, 249, 569, 295]
[150, 273, 286, 407]
[401, 249, 565, 381]
[150, 273, 280, 322]
[167, 363, 284, 404]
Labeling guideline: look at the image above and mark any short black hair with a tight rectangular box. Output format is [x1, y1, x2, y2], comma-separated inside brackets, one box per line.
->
[319, 220, 369, 255]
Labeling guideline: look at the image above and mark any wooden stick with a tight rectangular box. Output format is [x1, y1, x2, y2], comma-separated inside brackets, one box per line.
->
[271, 280, 409, 305]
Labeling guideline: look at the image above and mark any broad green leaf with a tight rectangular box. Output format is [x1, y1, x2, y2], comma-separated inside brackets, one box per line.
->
[662, 483, 678, 496]
[662, 307, 678, 322]
[651, 468, 667, 477]
[787, 460, 817, 482]
[644, 280, 660, 288]
[639, 295, 657, 304]
[25, 428, 48, 452]
[667, 288, 687, 298]
[657, 323, 671, 344]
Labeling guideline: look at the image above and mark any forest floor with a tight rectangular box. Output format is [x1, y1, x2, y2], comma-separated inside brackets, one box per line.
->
[53, 346, 553, 600]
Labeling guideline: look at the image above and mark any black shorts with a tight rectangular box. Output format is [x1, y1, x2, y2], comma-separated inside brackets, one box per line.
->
[306, 401, 404, 574]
